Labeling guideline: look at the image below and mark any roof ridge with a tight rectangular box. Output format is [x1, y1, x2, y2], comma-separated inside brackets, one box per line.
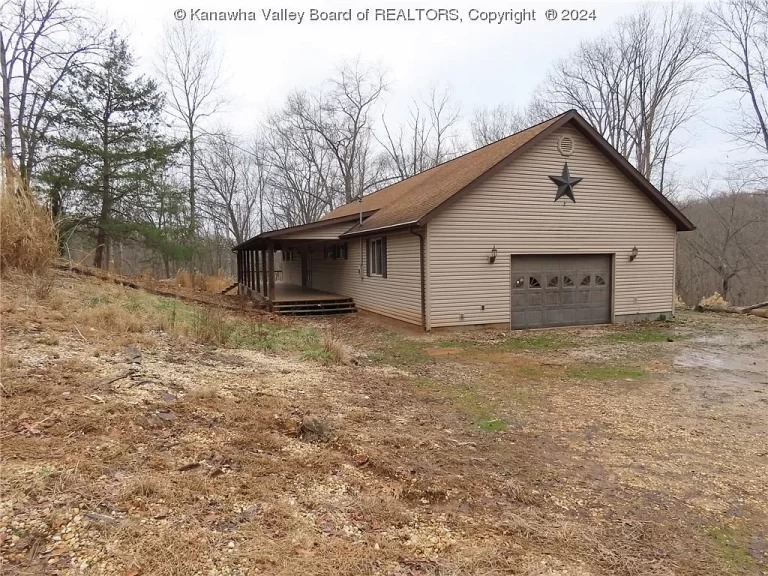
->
[330, 110, 573, 212]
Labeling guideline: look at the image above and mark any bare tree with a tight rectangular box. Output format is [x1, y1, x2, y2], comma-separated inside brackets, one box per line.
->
[379, 85, 462, 180]
[707, 0, 768, 166]
[677, 177, 768, 304]
[532, 5, 705, 190]
[0, 0, 102, 182]
[470, 103, 529, 147]
[158, 21, 224, 234]
[197, 130, 262, 244]
[291, 60, 386, 204]
[261, 107, 337, 228]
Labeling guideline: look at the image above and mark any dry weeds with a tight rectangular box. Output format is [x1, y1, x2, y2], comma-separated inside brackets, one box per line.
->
[1, 271, 765, 575]
[175, 267, 233, 293]
[0, 162, 58, 276]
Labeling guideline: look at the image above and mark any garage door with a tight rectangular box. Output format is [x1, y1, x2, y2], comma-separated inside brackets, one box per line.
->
[511, 255, 611, 329]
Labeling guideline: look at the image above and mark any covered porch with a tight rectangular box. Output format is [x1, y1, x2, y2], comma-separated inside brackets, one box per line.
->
[234, 246, 356, 315]
[232, 218, 359, 315]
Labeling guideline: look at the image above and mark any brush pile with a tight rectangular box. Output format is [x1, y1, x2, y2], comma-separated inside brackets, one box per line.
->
[696, 292, 768, 319]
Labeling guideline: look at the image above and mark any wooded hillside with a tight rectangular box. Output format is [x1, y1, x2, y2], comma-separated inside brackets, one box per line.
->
[1, 0, 766, 304]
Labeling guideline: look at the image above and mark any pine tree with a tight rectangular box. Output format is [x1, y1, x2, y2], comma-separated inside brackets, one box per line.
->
[52, 32, 181, 269]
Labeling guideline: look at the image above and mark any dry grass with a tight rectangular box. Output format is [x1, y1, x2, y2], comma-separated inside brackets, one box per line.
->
[175, 267, 233, 293]
[78, 302, 149, 333]
[0, 162, 58, 275]
[138, 268, 154, 283]
[321, 334, 354, 364]
[191, 306, 231, 345]
[1, 271, 764, 575]
[188, 383, 220, 399]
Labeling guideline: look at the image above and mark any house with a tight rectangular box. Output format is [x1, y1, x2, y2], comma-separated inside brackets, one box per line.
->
[233, 110, 694, 330]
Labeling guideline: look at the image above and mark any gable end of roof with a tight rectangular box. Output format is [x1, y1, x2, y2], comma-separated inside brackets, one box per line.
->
[407, 111, 694, 233]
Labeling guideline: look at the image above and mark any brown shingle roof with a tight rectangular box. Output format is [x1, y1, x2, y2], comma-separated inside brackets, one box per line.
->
[322, 112, 568, 233]
[235, 109, 693, 251]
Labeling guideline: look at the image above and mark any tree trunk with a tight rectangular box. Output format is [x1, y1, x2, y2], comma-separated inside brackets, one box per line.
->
[189, 125, 196, 234]
[94, 190, 110, 269]
[95, 113, 111, 270]
[742, 46, 768, 156]
[50, 180, 63, 220]
[94, 224, 107, 269]
[0, 35, 13, 167]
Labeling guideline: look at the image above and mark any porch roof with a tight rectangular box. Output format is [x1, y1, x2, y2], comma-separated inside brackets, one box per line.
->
[232, 213, 370, 252]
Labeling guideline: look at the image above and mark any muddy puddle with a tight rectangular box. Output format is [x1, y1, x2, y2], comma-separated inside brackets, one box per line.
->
[674, 332, 768, 374]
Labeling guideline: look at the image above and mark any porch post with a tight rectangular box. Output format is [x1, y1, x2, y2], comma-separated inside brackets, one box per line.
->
[236, 250, 242, 293]
[248, 250, 254, 290]
[242, 251, 247, 289]
[242, 250, 249, 290]
[255, 250, 261, 294]
[249, 250, 255, 291]
[267, 243, 276, 303]
[261, 249, 269, 299]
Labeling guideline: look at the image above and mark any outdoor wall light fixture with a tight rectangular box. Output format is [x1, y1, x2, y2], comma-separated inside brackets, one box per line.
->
[488, 246, 498, 264]
[629, 246, 639, 262]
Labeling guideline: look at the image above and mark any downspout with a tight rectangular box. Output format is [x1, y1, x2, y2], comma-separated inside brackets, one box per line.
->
[409, 226, 427, 331]
[358, 195, 364, 279]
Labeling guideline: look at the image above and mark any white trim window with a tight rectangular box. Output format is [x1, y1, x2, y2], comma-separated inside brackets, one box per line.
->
[366, 237, 387, 278]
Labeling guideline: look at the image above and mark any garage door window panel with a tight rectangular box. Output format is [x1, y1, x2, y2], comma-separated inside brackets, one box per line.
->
[547, 275, 560, 288]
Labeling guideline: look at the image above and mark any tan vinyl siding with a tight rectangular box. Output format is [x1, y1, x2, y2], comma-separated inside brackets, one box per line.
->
[282, 257, 301, 284]
[309, 232, 422, 325]
[428, 125, 677, 328]
[276, 220, 355, 240]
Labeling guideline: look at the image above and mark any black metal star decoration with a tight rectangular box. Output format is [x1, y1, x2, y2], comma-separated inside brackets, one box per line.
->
[549, 162, 582, 203]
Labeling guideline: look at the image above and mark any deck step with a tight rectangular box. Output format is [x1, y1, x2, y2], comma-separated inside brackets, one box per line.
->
[220, 282, 238, 295]
[275, 299, 352, 307]
[273, 297, 357, 316]
[274, 301, 354, 310]
[279, 306, 357, 317]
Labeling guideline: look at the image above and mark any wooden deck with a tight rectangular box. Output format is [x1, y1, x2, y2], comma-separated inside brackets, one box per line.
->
[272, 283, 346, 303]
[242, 283, 356, 315]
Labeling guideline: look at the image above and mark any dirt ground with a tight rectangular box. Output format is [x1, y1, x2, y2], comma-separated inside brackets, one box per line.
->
[1, 269, 766, 575]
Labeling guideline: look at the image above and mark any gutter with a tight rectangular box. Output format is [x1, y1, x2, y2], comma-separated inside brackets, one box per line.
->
[341, 220, 419, 238]
[409, 226, 427, 331]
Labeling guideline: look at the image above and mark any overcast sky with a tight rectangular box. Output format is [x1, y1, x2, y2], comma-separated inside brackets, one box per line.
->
[80, 0, 750, 188]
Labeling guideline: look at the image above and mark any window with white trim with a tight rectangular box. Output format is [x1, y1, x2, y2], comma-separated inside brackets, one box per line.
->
[367, 237, 386, 277]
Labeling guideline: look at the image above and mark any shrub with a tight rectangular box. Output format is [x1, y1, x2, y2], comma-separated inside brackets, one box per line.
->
[0, 163, 57, 274]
